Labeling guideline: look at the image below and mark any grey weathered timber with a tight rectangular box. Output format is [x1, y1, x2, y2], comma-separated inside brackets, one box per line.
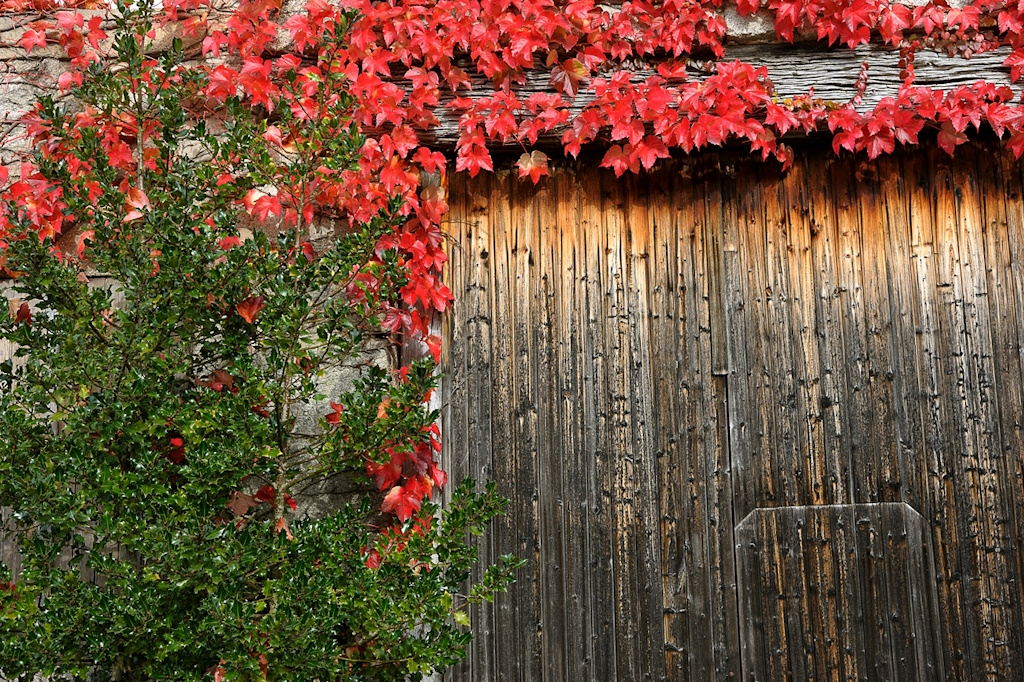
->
[411, 43, 1012, 150]
[734, 503, 943, 682]
[441, 140, 1024, 680]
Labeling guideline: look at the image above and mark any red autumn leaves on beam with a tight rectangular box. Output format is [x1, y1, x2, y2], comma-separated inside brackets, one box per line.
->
[437, 0, 1024, 173]
[370, 0, 1024, 172]
[161, 0, 1024, 180]
[11, 0, 1024, 184]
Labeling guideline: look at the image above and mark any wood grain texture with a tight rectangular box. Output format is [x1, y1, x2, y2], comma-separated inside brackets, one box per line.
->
[443, 140, 1024, 680]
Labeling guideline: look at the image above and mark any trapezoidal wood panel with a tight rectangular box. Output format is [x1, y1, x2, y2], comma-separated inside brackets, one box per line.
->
[734, 503, 942, 680]
[440, 141, 1024, 681]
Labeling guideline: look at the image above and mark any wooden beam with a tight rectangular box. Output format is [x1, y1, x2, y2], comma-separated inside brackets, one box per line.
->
[410, 42, 1012, 150]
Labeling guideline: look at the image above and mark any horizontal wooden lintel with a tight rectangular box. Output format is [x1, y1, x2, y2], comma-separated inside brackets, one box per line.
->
[409, 42, 1012, 150]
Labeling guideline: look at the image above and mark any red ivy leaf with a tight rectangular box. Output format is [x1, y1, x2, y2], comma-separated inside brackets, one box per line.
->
[58, 72, 80, 93]
[455, 143, 493, 178]
[325, 401, 344, 426]
[412, 147, 447, 173]
[765, 102, 800, 136]
[77, 230, 94, 259]
[863, 127, 895, 159]
[987, 103, 1021, 138]
[736, 0, 759, 16]
[199, 369, 235, 393]
[426, 333, 442, 363]
[368, 452, 404, 491]
[226, 491, 257, 516]
[165, 437, 185, 464]
[211, 663, 226, 682]
[431, 464, 448, 488]
[937, 121, 968, 155]
[263, 125, 283, 146]
[382, 477, 431, 521]
[600, 144, 640, 177]
[878, 5, 911, 43]
[206, 65, 238, 101]
[236, 296, 265, 324]
[1009, 131, 1024, 158]
[549, 58, 588, 100]
[275, 517, 294, 540]
[126, 186, 150, 210]
[656, 61, 689, 81]
[12, 302, 31, 326]
[891, 109, 924, 145]
[18, 27, 47, 54]
[56, 11, 83, 33]
[1005, 50, 1024, 83]
[999, 10, 1023, 35]
[516, 150, 549, 184]
[254, 485, 275, 504]
[632, 136, 670, 170]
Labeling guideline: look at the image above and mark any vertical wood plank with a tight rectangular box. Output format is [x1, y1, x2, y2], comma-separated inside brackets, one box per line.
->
[992, 147, 1024, 677]
[931, 147, 990, 681]
[693, 163, 741, 681]
[554, 164, 595, 682]
[782, 155, 838, 678]
[440, 167, 472, 681]
[803, 152, 858, 680]
[780, 157, 828, 510]
[854, 164, 901, 679]
[757, 164, 804, 512]
[578, 163, 618, 681]
[950, 144, 1017, 679]
[467, 171, 499, 682]
[876, 155, 926, 512]
[622, 171, 668, 681]
[534, 169, 568, 682]
[651, 162, 693, 679]
[877, 153, 949, 679]
[721, 157, 775, 682]
[902, 149, 969, 682]
[831, 159, 880, 509]
[481, 169, 523, 682]
[601, 168, 645, 681]
[718, 156, 759, 522]
[804, 150, 855, 508]
[507, 173, 543, 682]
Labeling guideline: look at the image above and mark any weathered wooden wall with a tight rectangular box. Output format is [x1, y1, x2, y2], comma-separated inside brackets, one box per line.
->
[440, 140, 1024, 680]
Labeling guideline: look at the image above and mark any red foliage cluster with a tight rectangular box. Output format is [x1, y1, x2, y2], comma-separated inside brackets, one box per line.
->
[227, 0, 1024, 176]
[323, 380, 446, 526]
[6, 0, 1024, 526]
